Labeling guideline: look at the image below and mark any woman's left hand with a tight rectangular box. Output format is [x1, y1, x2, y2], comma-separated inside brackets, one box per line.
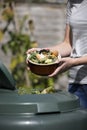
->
[49, 57, 75, 77]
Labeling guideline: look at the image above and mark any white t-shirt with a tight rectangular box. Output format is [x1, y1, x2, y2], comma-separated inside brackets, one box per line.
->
[66, 0, 87, 84]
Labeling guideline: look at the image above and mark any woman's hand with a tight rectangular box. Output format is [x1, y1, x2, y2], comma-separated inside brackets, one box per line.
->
[26, 48, 36, 70]
[49, 57, 75, 77]
[26, 48, 42, 70]
[26, 48, 40, 54]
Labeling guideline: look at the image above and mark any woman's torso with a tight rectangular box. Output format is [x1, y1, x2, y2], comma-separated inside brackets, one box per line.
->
[67, 0, 87, 84]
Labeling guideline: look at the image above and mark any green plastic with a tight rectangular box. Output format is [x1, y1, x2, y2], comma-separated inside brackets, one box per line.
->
[0, 61, 16, 90]
[0, 61, 79, 113]
[0, 61, 87, 130]
[0, 89, 80, 114]
[0, 89, 87, 130]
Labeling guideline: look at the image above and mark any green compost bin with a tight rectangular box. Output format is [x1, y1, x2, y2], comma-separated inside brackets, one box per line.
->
[0, 61, 87, 130]
[0, 89, 87, 130]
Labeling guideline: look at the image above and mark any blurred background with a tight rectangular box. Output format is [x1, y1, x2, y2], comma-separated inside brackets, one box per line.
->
[0, 0, 68, 94]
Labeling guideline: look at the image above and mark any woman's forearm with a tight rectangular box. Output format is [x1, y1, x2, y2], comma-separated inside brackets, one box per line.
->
[49, 24, 72, 57]
[72, 56, 87, 66]
[49, 41, 72, 57]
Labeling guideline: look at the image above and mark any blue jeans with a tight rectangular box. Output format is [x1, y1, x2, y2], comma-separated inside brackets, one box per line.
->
[68, 84, 87, 109]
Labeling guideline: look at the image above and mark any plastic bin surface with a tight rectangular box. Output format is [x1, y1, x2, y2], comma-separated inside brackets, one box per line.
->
[0, 89, 87, 130]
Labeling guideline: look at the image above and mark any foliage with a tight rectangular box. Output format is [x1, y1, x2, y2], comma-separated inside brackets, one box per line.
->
[1, 2, 58, 94]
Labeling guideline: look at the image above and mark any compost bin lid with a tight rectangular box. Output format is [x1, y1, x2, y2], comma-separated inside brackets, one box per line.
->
[0, 89, 80, 114]
[0, 61, 16, 90]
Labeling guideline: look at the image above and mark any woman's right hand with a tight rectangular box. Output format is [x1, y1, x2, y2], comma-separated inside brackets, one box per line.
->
[26, 48, 38, 54]
[26, 48, 41, 70]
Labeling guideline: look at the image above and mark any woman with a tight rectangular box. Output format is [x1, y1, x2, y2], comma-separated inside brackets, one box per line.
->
[26, 0, 87, 108]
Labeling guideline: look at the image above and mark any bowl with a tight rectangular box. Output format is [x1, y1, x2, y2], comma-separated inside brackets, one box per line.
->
[28, 61, 60, 76]
[27, 49, 61, 76]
